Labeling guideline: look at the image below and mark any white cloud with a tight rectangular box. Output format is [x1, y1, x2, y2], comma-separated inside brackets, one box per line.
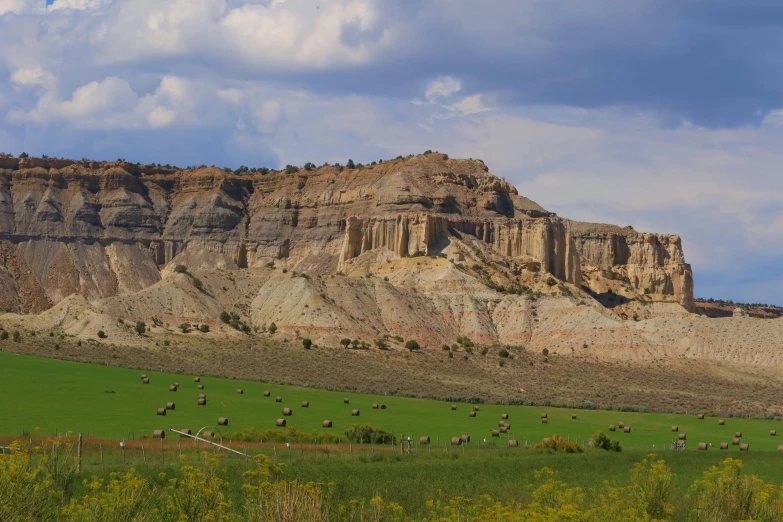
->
[762, 109, 783, 128]
[253, 100, 284, 134]
[445, 94, 492, 115]
[424, 76, 461, 103]
[48, 0, 111, 11]
[10, 67, 55, 89]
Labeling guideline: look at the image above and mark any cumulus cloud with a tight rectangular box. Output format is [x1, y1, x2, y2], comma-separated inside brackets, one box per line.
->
[10, 67, 56, 89]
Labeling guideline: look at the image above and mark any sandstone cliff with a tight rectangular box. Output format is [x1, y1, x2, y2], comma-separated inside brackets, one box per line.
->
[0, 153, 693, 318]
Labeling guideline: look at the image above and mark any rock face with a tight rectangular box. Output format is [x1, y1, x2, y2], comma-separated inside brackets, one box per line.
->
[0, 153, 693, 314]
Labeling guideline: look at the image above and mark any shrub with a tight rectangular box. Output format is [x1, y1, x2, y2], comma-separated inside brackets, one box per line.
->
[302, 338, 312, 349]
[285, 165, 299, 174]
[499, 349, 509, 358]
[340, 338, 351, 348]
[199, 324, 210, 333]
[134, 321, 146, 335]
[480, 347, 488, 356]
[220, 311, 230, 323]
[448, 352, 454, 359]
[534, 434, 583, 453]
[97, 330, 106, 339]
[18, 152, 29, 158]
[344, 424, 395, 445]
[542, 348, 549, 356]
[0, 331, 7, 340]
[192, 277, 203, 290]
[346, 159, 355, 169]
[690, 458, 765, 522]
[546, 277, 557, 286]
[373, 338, 388, 350]
[179, 323, 190, 333]
[268, 322, 277, 335]
[304, 162, 316, 171]
[631, 454, 674, 519]
[591, 431, 621, 452]
[163, 340, 170, 346]
[174, 264, 187, 274]
[442, 344, 450, 351]
[405, 340, 420, 352]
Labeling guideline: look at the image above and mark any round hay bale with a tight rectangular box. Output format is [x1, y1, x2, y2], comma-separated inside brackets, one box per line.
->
[197, 384, 204, 390]
[624, 426, 631, 433]
[679, 433, 686, 440]
[276, 419, 286, 427]
[451, 437, 462, 446]
[322, 420, 332, 428]
[571, 414, 577, 420]
[218, 417, 228, 426]
[542, 437, 550, 444]
[498, 421, 505, 427]
[301, 401, 309, 408]
[735, 431, 742, 438]
[719, 419, 725, 425]
[618, 422, 625, 429]
[420, 436, 430, 444]
[166, 402, 175, 410]
[380, 404, 386, 409]
[203, 431, 215, 438]
[173, 382, 180, 387]
[609, 425, 616, 431]
[169, 385, 177, 392]
[157, 408, 166, 416]
[180, 429, 192, 438]
[141, 374, 147, 379]
[671, 426, 678, 432]
[740, 443, 749, 451]
[199, 394, 206, 399]
[503, 423, 511, 430]
[778, 444, 783, 452]
[500, 426, 508, 433]
[507, 440, 519, 447]
[698, 442, 708, 450]
[473, 406, 479, 411]
[501, 413, 509, 420]
[697, 414, 704, 420]
[351, 409, 360, 416]
[198, 398, 207, 406]
[143, 378, 149, 384]
[541, 412, 547, 419]
[772, 430, 778, 436]
[733, 438, 740, 445]
[276, 396, 282, 402]
[451, 405, 457, 410]
[344, 398, 350, 404]
[541, 418, 548, 424]
[372, 403, 379, 409]
[588, 438, 594, 449]
[491, 430, 500, 437]
[194, 377, 200, 382]
[720, 442, 729, 450]
[469, 411, 476, 417]
[236, 389, 243, 395]
[283, 408, 292, 416]
[153, 430, 165, 439]
[677, 441, 686, 449]
[264, 391, 270, 397]
[461, 434, 471, 443]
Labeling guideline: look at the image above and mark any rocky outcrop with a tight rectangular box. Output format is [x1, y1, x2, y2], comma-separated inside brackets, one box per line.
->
[0, 154, 690, 313]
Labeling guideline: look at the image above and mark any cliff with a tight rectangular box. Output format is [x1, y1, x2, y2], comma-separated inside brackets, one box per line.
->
[0, 153, 693, 315]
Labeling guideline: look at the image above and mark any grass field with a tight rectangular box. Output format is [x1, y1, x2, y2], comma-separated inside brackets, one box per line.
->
[2, 350, 783, 452]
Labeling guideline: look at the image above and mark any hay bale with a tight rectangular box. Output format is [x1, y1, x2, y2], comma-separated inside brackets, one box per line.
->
[141, 374, 147, 379]
[169, 385, 177, 392]
[609, 425, 616, 431]
[507, 440, 519, 447]
[194, 377, 200, 382]
[491, 430, 500, 437]
[301, 401, 309, 408]
[679, 433, 686, 440]
[588, 438, 594, 449]
[153, 430, 165, 439]
[197, 384, 204, 390]
[571, 414, 577, 420]
[351, 409, 360, 416]
[698, 442, 708, 450]
[772, 430, 778, 436]
[420, 436, 430, 444]
[618, 422, 625, 429]
[719, 419, 725, 425]
[500, 426, 508, 433]
[203, 431, 215, 438]
[473, 406, 480, 411]
[671, 426, 678, 432]
[276, 419, 286, 427]
[199, 394, 206, 399]
[469, 411, 476, 418]
[218, 417, 228, 426]
[236, 389, 243, 395]
[180, 429, 192, 438]
[541, 418, 548, 424]
[697, 414, 704, 419]
[542, 437, 550, 444]
[283, 408, 292, 416]
[778, 444, 783, 452]
[372, 403, 379, 409]
[501, 413, 509, 420]
[322, 420, 332, 428]
[198, 398, 207, 406]
[461, 434, 471, 443]
[451, 405, 457, 410]
[380, 404, 386, 409]
[157, 408, 166, 416]
[276, 396, 282, 402]
[677, 441, 686, 449]
[735, 431, 742, 438]
[541, 412, 547, 419]
[166, 402, 175, 410]
[143, 378, 149, 384]
[720, 442, 729, 450]
[173, 382, 180, 387]
[451, 437, 462, 446]
[733, 438, 740, 445]
[503, 423, 511, 430]
[740, 443, 749, 451]
[344, 398, 350, 404]
[498, 421, 505, 427]
[624, 426, 631, 433]
[264, 391, 270, 397]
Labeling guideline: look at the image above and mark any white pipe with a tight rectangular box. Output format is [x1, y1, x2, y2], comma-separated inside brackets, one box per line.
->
[169, 429, 247, 457]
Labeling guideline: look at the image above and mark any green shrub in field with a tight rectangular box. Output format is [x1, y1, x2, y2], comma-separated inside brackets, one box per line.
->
[97, 330, 106, 339]
[535, 435, 584, 453]
[404, 340, 420, 352]
[302, 338, 312, 349]
[344, 424, 395, 445]
[134, 321, 146, 335]
[591, 430, 621, 452]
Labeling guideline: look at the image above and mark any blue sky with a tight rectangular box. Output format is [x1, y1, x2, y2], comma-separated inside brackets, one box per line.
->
[2, 0, 783, 305]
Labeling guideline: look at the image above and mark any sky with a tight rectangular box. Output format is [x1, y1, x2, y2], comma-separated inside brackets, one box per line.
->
[2, 1, 783, 305]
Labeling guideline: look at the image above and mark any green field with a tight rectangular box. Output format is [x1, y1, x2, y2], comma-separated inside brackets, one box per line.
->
[1, 350, 782, 451]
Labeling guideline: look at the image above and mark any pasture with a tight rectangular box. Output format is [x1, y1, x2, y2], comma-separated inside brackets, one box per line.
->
[1, 350, 782, 452]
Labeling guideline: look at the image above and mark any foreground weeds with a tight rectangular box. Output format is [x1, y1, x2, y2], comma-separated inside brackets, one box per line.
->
[4, 440, 783, 521]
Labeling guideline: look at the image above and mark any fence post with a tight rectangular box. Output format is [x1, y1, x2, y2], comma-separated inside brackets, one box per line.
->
[161, 438, 164, 465]
[100, 444, 104, 470]
[141, 443, 146, 464]
[77, 433, 83, 473]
